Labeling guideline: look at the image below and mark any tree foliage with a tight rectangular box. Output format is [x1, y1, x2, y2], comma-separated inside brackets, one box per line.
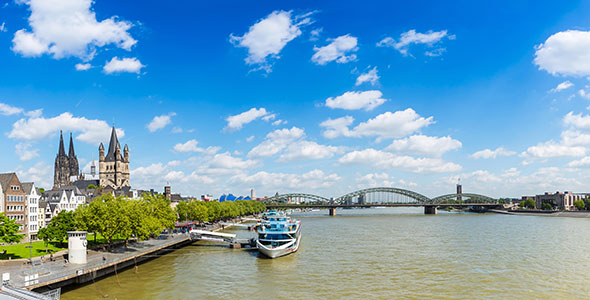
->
[0, 213, 24, 243]
[524, 198, 536, 209]
[75, 193, 176, 250]
[44, 211, 77, 244]
[574, 199, 585, 211]
[176, 200, 265, 222]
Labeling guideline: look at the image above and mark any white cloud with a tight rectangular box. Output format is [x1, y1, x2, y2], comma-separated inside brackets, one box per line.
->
[272, 119, 286, 126]
[200, 152, 258, 175]
[225, 107, 272, 131]
[549, 81, 574, 93]
[24, 109, 41, 118]
[246, 136, 255, 142]
[312, 34, 358, 65]
[386, 135, 462, 157]
[8, 112, 124, 144]
[470, 147, 516, 159]
[103, 57, 144, 74]
[320, 108, 434, 140]
[0, 102, 24, 115]
[377, 29, 451, 56]
[12, 0, 136, 60]
[230, 10, 312, 72]
[567, 156, 590, 167]
[325, 90, 387, 111]
[339, 148, 461, 173]
[309, 27, 322, 41]
[248, 127, 304, 158]
[15, 142, 39, 161]
[579, 89, 590, 99]
[521, 140, 585, 158]
[563, 111, 590, 129]
[534, 30, 590, 77]
[173, 139, 200, 152]
[147, 112, 175, 132]
[75, 63, 91, 71]
[319, 116, 354, 139]
[278, 140, 343, 162]
[17, 161, 51, 189]
[173, 139, 220, 154]
[0, 22, 6, 32]
[355, 173, 417, 188]
[355, 67, 379, 86]
[230, 169, 341, 191]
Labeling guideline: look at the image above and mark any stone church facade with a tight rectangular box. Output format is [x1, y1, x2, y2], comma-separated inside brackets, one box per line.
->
[53, 131, 79, 189]
[99, 126, 130, 189]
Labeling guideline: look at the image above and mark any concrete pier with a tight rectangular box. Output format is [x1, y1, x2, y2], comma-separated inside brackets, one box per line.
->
[329, 208, 337, 216]
[424, 206, 437, 215]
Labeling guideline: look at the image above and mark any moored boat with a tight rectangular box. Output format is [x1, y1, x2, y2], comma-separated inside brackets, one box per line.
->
[256, 214, 301, 258]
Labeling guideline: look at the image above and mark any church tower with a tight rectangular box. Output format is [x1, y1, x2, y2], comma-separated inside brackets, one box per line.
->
[54, 131, 71, 189]
[68, 133, 79, 181]
[99, 126, 130, 189]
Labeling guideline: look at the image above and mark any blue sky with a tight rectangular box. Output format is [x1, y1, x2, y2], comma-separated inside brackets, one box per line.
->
[1, 0, 590, 198]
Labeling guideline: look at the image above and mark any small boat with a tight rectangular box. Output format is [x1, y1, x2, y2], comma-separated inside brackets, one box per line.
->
[256, 214, 301, 258]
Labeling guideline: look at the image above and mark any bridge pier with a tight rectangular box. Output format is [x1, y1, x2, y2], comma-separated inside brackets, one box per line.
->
[329, 208, 336, 216]
[424, 206, 437, 215]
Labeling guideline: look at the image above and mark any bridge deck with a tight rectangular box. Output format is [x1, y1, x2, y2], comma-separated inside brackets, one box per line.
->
[266, 203, 500, 209]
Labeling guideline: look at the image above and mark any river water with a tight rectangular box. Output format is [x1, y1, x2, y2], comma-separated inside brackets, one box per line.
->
[62, 208, 590, 299]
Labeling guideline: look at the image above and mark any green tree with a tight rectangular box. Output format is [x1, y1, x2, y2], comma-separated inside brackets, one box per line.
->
[524, 198, 536, 209]
[37, 227, 52, 252]
[46, 211, 77, 244]
[0, 213, 24, 243]
[574, 199, 585, 210]
[542, 202, 553, 211]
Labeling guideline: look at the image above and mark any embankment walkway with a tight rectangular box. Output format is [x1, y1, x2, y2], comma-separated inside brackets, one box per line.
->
[2, 233, 192, 291]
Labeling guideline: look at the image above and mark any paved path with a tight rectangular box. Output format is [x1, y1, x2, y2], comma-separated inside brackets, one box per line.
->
[2, 233, 191, 289]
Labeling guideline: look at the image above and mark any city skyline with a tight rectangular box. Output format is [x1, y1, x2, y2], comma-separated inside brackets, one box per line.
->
[1, 0, 590, 198]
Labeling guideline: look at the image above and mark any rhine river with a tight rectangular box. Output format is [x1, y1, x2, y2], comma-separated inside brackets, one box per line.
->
[62, 208, 590, 299]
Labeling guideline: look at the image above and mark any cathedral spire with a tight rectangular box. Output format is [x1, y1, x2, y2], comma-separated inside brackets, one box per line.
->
[68, 133, 76, 158]
[58, 130, 66, 156]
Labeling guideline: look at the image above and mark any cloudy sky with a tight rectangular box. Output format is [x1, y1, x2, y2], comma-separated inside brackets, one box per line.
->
[1, 0, 590, 199]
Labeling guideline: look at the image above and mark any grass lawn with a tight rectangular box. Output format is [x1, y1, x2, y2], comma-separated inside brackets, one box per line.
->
[1, 233, 132, 260]
[0, 241, 66, 260]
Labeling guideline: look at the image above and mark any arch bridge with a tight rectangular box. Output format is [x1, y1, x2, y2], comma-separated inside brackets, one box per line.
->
[264, 187, 499, 215]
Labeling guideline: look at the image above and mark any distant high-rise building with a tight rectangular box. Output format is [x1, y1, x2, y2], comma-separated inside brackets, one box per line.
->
[456, 179, 462, 202]
[164, 186, 171, 200]
[250, 188, 256, 199]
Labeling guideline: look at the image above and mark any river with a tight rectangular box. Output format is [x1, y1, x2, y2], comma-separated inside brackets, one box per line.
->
[61, 208, 590, 299]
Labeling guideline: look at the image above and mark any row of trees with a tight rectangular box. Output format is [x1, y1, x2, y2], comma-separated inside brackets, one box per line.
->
[175, 200, 265, 222]
[38, 193, 176, 250]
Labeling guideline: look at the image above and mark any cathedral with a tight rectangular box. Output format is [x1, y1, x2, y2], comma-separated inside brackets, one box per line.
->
[53, 131, 79, 189]
[99, 126, 130, 189]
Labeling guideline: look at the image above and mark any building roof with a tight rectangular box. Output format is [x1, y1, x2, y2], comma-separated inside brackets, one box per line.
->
[105, 126, 122, 162]
[21, 182, 35, 195]
[39, 200, 47, 209]
[0, 173, 16, 193]
[73, 179, 99, 191]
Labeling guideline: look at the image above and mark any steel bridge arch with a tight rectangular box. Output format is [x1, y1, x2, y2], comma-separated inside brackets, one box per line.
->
[265, 193, 331, 203]
[429, 193, 497, 204]
[334, 187, 431, 203]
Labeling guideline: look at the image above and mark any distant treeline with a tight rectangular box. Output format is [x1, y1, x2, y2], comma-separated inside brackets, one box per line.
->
[175, 200, 266, 222]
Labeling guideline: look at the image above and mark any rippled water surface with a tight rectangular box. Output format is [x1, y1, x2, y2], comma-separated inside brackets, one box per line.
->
[62, 208, 590, 299]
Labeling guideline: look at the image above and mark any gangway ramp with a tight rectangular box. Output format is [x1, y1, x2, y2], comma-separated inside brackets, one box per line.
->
[189, 229, 255, 248]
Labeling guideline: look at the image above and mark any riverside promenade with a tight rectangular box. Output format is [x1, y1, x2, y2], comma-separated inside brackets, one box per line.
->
[1, 233, 192, 292]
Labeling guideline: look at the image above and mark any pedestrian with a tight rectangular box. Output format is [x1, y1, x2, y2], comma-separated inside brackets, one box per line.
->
[102, 255, 106, 263]
[50, 253, 54, 261]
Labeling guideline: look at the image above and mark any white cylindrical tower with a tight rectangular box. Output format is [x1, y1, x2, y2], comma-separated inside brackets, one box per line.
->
[68, 231, 88, 264]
